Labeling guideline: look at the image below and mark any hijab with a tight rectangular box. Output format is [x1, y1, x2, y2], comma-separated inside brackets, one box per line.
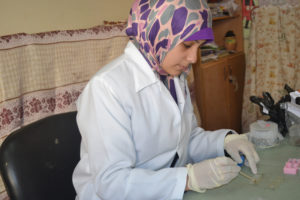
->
[126, 0, 214, 103]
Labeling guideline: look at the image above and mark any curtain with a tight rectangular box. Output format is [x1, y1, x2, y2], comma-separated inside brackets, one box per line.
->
[0, 23, 129, 199]
[242, 3, 300, 132]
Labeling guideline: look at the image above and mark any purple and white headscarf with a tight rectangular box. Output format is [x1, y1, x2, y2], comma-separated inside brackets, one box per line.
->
[126, 0, 214, 102]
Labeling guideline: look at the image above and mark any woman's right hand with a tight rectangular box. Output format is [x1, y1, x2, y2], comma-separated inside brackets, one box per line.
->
[186, 157, 240, 192]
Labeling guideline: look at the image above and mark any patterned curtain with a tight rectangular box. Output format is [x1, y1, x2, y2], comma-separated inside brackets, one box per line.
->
[242, 4, 300, 132]
[0, 24, 129, 199]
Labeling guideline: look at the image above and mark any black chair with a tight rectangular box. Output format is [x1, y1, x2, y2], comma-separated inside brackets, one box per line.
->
[0, 111, 81, 200]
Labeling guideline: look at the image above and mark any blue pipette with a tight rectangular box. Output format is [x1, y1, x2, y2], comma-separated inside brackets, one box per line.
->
[237, 155, 245, 167]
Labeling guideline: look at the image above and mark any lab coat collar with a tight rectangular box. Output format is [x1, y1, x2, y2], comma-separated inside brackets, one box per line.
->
[124, 41, 159, 92]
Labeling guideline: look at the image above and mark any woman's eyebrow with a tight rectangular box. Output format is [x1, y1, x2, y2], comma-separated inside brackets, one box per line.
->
[195, 40, 204, 44]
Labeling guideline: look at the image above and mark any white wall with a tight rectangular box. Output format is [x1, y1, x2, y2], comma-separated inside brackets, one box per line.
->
[0, 0, 133, 36]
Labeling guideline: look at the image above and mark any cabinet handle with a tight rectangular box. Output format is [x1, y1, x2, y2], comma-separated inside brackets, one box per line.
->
[228, 66, 239, 92]
[228, 75, 239, 92]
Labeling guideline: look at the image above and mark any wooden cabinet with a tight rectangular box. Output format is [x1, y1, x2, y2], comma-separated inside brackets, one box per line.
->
[193, 0, 245, 132]
[193, 53, 245, 132]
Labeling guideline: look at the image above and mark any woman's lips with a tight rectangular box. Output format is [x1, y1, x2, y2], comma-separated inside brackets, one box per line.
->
[179, 65, 188, 70]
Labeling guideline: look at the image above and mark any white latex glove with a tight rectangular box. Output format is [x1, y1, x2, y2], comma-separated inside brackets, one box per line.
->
[186, 157, 240, 193]
[224, 134, 260, 174]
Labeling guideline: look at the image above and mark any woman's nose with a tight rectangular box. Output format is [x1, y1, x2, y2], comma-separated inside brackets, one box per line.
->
[187, 48, 198, 64]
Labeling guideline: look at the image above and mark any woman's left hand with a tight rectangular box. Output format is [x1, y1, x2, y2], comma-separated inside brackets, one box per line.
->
[224, 134, 260, 174]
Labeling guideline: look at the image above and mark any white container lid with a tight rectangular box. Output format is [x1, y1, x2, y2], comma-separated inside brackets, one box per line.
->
[250, 120, 278, 133]
[249, 120, 280, 148]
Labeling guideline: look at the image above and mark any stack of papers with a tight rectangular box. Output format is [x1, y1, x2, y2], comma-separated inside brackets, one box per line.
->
[200, 42, 231, 63]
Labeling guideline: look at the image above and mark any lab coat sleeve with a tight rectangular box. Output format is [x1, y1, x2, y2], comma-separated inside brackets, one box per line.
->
[188, 113, 234, 163]
[73, 78, 187, 200]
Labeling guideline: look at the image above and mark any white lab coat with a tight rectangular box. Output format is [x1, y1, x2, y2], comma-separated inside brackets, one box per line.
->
[72, 41, 231, 200]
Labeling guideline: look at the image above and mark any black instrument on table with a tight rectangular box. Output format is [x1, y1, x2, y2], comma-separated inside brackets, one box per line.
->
[249, 84, 295, 137]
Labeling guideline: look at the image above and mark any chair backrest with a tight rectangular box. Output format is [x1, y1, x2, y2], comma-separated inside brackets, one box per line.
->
[0, 111, 81, 200]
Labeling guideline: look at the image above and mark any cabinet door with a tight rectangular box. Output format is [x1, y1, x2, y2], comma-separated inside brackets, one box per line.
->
[196, 59, 231, 130]
[193, 53, 246, 132]
[227, 53, 245, 132]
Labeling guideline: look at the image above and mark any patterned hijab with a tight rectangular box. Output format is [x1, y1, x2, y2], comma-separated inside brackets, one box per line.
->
[126, 0, 214, 102]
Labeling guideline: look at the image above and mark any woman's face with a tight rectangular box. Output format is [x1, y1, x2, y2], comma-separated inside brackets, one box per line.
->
[161, 40, 204, 77]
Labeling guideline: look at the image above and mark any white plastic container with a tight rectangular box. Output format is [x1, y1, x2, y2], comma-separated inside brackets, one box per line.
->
[285, 110, 300, 146]
[248, 120, 282, 148]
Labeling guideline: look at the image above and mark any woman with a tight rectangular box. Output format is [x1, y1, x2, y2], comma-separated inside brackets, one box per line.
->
[72, 0, 259, 199]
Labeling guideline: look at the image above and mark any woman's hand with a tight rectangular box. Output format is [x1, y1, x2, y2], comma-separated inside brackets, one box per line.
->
[186, 157, 240, 192]
[224, 134, 260, 174]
